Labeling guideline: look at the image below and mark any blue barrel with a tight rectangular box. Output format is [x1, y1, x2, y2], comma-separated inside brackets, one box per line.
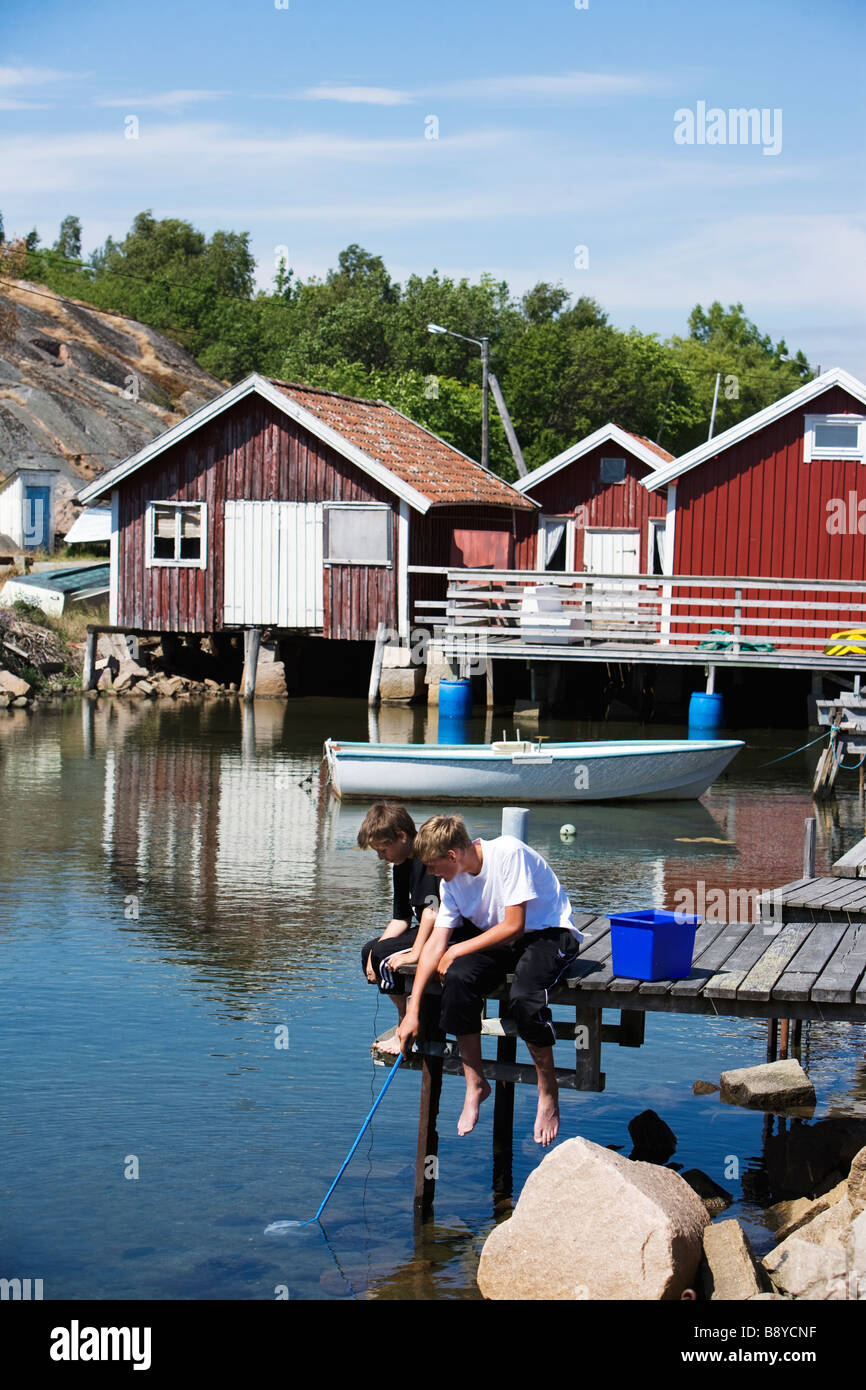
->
[688, 691, 724, 732]
[437, 714, 468, 745]
[438, 678, 472, 719]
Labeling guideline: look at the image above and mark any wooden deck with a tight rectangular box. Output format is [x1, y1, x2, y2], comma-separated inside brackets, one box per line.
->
[373, 906, 866, 1087]
[374, 823, 866, 1218]
[411, 566, 866, 674]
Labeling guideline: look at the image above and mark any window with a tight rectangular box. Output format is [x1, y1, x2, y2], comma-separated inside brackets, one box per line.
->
[804, 414, 866, 463]
[146, 502, 207, 568]
[324, 503, 392, 565]
[600, 456, 627, 484]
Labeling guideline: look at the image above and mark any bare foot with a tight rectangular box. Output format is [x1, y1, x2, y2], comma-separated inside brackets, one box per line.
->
[534, 1094, 560, 1146]
[378, 1033, 402, 1056]
[457, 1079, 491, 1135]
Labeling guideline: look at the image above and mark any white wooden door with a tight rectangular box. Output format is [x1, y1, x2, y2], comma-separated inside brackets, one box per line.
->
[583, 528, 641, 575]
[583, 528, 641, 623]
[223, 501, 324, 627]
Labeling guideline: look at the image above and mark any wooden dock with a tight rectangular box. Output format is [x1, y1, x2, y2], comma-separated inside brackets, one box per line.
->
[377, 852, 866, 1219]
[412, 567, 866, 675]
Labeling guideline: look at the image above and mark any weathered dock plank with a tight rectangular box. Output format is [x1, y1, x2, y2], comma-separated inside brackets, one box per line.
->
[567, 917, 613, 989]
[772, 920, 850, 1002]
[634, 919, 732, 997]
[831, 836, 866, 879]
[782, 876, 848, 908]
[812, 921, 866, 1004]
[703, 924, 780, 1000]
[668, 921, 754, 998]
[735, 922, 815, 1001]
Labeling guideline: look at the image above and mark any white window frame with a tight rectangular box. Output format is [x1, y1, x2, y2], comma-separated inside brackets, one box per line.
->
[600, 456, 627, 485]
[145, 501, 208, 569]
[323, 502, 393, 567]
[804, 414, 866, 463]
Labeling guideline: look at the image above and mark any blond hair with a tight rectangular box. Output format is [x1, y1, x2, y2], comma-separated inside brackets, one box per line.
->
[413, 814, 473, 863]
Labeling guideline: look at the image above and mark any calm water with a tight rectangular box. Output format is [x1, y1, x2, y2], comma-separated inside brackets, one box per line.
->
[2, 696, 866, 1301]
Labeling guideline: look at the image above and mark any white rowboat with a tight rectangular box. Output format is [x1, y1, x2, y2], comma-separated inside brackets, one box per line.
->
[324, 736, 744, 803]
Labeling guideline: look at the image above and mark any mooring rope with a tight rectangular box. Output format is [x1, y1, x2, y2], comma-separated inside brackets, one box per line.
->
[829, 727, 866, 771]
[758, 729, 832, 767]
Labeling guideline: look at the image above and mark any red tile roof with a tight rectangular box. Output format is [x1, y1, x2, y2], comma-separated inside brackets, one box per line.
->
[624, 431, 674, 463]
[269, 379, 535, 510]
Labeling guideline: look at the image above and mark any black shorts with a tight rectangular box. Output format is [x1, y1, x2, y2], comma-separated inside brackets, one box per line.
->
[438, 927, 580, 1046]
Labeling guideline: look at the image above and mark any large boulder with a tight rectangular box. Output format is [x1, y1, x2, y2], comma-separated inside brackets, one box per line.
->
[113, 658, 150, 692]
[848, 1145, 866, 1217]
[763, 1197, 853, 1299]
[720, 1059, 815, 1112]
[628, 1109, 677, 1162]
[0, 668, 30, 697]
[476, 1136, 708, 1300]
[378, 666, 424, 703]
[253, 660, 288, 698]
[700, 1220, 766, 1300]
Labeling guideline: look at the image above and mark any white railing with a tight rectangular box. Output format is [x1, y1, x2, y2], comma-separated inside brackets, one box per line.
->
[408, 567, 866, 657]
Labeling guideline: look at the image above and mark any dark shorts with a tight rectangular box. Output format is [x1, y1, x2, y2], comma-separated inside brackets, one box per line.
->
[438, 927, 580, 1047]
[361, 927, 419, 995]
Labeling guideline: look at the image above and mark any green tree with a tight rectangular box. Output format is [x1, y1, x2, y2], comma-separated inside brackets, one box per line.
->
[53, 215, 82, 261]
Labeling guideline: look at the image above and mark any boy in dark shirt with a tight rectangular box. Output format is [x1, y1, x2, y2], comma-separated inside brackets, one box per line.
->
[358, 802, 440, 1054]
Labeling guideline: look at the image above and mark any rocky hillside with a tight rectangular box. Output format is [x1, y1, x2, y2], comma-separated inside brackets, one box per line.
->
[0, 279, 224, 533]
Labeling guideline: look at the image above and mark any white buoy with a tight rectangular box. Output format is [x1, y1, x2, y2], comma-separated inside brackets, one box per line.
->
[560, 823, 576, 839]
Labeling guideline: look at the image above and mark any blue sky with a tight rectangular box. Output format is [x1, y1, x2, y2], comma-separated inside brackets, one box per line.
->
[2, 0, 864, 375]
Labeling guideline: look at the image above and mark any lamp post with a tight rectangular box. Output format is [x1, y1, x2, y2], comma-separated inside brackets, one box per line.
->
[428, 322, 490, 470]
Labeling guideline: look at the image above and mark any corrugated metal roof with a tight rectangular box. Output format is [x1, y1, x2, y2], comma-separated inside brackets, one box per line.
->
[268, 379, 535, 511]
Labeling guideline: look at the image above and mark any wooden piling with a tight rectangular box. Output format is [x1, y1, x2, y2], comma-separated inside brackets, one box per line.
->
[492, 1034, 516, 1198]
[803, 817, 816, 877]
[413, 992, 444, 1223]
[82, 629, 97, 690]
[574, 1006, 604, 1090]
[242, 628, 262, 702]
[368, 622, 387, 707]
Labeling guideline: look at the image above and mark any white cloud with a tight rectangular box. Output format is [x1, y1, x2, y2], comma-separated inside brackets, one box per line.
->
[0, 122, 512, 194]
[299, 84, 412, 106]
[93, 90, 230, 110]
[588, 214, 866, 316]
[0, 65, 86, 109]
[430, 70, 667, 102]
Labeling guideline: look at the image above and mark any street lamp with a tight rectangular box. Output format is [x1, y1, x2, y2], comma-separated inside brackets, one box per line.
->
[427, 322, 490, 470]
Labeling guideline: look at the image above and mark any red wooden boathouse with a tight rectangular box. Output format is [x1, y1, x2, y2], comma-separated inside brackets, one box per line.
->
[642, 367, 866, 647]
[514, 423, 672, 575]
[76, 373, 536, 643]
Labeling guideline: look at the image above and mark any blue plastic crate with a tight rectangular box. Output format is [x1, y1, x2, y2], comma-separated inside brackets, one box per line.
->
[609, 909, 701, 982]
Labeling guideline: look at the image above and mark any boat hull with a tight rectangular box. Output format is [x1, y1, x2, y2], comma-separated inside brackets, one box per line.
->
[324, 738, 744, 803]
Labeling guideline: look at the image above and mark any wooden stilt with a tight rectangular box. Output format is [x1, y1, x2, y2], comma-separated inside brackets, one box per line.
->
[778, 1018, 790, 1060]
[82, 630, 98, 690]
[492, 1034, 516, 1199]
[368, 622, 387, 707]
[242, 628, 262, 702]
[618, 1009, 645, 1048]
[803, 817, 816, 878]
[574, 1006, 604, 1091]
[485, 657, 495, 709]
[413, 992, 444, 1224]
[766, 1016, 778, 1062]
[791, 1018, 803, 1060]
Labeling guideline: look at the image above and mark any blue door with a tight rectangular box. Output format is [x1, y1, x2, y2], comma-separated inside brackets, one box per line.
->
[23, 486, 51, 550]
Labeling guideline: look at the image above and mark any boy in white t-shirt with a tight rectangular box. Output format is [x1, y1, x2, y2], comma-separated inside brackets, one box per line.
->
[396, 815, 583, 1146]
